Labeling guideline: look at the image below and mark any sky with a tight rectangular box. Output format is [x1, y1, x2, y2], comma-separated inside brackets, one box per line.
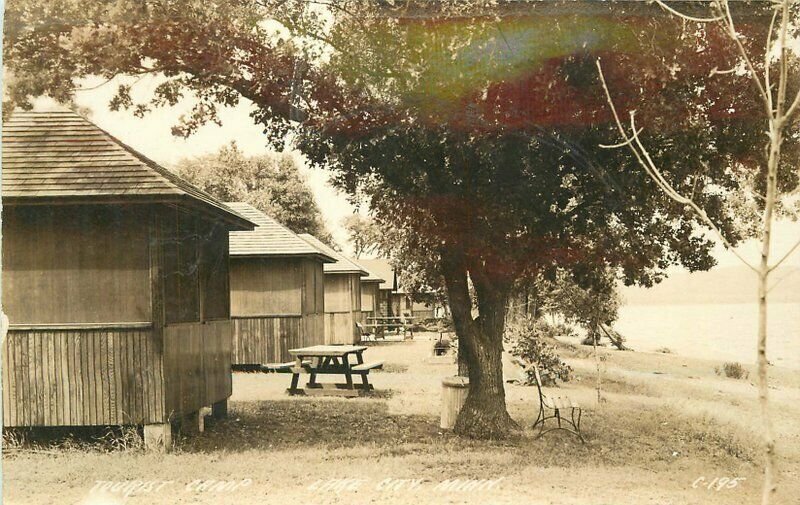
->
[46, 75, 800, 267]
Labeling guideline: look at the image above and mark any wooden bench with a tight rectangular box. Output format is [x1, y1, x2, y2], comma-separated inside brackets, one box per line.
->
[512, 357, 585, 443]
[261, 360, 310, 373]
[299, 361, 383, 395]
[351, 361, 384, 373]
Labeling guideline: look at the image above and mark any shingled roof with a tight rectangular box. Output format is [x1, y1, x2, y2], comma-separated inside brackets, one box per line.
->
[226, 202, 336, 262]
[358, 258, 403, 292]
[298, 234, 369, 276]
[350, 258, 386, 284]
[2, 109, 253, 229]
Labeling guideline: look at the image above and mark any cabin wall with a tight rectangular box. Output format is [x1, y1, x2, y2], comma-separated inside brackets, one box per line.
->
[232, 316, 302, 364]
[360, 282, 379, 321]
[324, 273, 361, 344]
[2, 205, 151, 324]
[230, 257, 325, 365]
[2, 326, 164, 427]
[154, 206, 234, 416]
[230, 258, 303, 316]
[2, 204, 238, 428]
[162, 320, 232, 418]
[301, 259, 326, 347]
[391, 293, 413, 318]
[412, 299, 436, 320]
[1, 205, 165, 428]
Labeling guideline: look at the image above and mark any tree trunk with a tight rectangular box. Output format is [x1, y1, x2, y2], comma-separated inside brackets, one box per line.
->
[757, 108, 780, 505]
[457, 332, 470, 377]
[757, 265, 775, 503]
[440, 247, 518, 438]
[440, 248, 472, 378]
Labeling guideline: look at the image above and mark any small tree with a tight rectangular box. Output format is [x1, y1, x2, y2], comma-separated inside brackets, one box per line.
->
[597, 1, 800, 502]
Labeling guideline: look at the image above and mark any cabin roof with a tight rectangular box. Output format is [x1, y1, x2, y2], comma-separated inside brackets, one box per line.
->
[225, 202, 336, 262]
[357, 258, 405, 293]
[298, 234, 369, 276]
[1, 109, 254, 230]
[350, 258, 386, 284]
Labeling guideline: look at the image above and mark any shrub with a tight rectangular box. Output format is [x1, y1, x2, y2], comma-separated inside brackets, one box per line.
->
[655, 347, 672, 354]
[506, 319, 572, 386]
[715, 362, 749, 380]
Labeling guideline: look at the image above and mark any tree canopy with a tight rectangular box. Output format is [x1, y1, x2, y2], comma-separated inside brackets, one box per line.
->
[341, 214, 382, 259]
[175, 142, 333, 242]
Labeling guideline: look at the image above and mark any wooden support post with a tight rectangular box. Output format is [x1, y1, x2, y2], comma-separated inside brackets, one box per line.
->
[198, 407, 213, 433]
[211, 399, 228, 420]
[180, 411, 202, 436]
[143, 423, 172, 452]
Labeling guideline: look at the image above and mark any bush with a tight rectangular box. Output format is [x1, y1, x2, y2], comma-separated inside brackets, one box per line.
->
[506, 319, 573, 386]
[715, 362, 749, 380]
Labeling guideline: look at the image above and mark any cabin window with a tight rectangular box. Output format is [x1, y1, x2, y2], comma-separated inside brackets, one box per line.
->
[200, 222, 230, 321]
[163, 208, 201, 324]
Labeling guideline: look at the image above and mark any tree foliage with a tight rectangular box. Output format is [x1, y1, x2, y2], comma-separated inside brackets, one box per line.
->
[175, 142, 332, 241]
[341, 214, 382, 258]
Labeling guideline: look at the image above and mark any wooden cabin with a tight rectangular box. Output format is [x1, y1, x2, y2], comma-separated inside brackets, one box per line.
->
[225, 203, 335, 367]
[358, 258, 443, 319]
[1, 110, 255, 448]
[353, 262, 385, 323]
[359, 258, 406, 317]
[298, 234, 367, 344]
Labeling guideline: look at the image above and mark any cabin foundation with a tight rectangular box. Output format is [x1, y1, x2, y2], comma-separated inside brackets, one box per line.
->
[143, 423, 173, 452]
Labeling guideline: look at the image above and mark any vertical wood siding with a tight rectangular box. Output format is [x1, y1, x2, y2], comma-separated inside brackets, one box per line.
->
[2, 327, 164, 427]
[162, 320, 232, 419]
[232, 316, 305, 365]
[360, 283, 379, 321]
[324, 312, 361, 345]
[324, 273, 362, 344]
[230, 258, 326, 365]
[230, 258, 303, 316]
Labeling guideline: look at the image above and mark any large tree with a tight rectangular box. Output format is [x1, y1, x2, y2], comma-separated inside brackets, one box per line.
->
[175, 142, 332, 242]
[4, 0, 785, 438]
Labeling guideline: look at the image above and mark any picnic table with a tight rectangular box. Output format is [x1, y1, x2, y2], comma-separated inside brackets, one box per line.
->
[276, 345, 383, 397]
[364, 316, 416, 338]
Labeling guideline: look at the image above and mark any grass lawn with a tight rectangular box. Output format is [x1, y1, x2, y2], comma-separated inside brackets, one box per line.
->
[3, 334, 799, 505]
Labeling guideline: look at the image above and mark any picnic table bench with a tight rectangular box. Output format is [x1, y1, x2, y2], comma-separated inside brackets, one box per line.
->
[284, 345, 383, 397]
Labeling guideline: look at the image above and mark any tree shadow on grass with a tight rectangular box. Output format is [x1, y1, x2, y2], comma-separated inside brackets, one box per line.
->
[182, 399, 438, 453]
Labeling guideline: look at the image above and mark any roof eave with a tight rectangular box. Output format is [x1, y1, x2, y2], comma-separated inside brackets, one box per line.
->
[229, 252, 337, 263]
[2, 194, 257, 231]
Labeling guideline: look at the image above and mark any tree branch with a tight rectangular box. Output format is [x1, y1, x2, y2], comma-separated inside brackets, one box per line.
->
[719, 0, 772, 113]
[652, 0, 724, 23]
[769, 237, 800, 272]
[596, 59, 759, 273]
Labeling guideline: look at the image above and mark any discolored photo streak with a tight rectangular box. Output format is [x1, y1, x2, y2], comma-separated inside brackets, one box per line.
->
[1, 1, 799, 504]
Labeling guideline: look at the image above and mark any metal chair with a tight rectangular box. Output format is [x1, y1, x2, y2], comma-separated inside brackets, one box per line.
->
[356, 322, 374, 342]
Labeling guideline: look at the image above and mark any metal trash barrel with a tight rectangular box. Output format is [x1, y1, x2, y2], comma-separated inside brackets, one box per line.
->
[440, 376, 469, 430]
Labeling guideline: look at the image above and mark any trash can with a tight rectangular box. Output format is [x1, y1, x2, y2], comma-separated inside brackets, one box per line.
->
[440, 376, 469, 430]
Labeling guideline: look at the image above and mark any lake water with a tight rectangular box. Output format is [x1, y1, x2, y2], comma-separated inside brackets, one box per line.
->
[614, 303, 800, 369]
